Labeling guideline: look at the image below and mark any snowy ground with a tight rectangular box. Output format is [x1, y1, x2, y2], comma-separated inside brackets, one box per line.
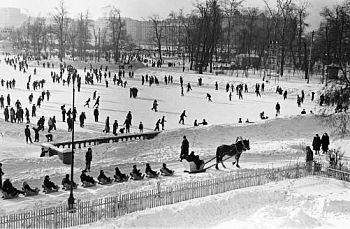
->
[0, 53, 349, 228]
[75, 176, 350, 229]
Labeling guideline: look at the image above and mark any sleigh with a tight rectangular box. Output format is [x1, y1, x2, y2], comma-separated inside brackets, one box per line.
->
[98, 178, 113, 185]
[130, 172, 144, 180]
[114, 174, 129, 182]
[160, 168, 174, 176]
[82, 181, 96, 188]
[183, 160, 206, 174]
[42, 185, 59, 194]
[23, 188, 40, 196]
[62, 183, 78, 191]
[1, 190, 20, 199]
[146, 171, 159, 178]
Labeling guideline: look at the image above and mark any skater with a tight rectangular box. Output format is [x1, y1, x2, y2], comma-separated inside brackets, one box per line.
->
[151, 99, 158, 112]
[154, 119, 161, 131]
[160, 116, 166, 130]
[206, 93, 212, 102]
[93, 96, 100, 108]
[84, 98, 91, 108]
[179, 110, 187, 125]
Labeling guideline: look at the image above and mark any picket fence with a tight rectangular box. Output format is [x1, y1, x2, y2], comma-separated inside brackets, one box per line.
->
[0, 163, 317, 228]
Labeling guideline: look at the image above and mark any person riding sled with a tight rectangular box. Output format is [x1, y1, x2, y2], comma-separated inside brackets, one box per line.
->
[43, 175, 59, 191]
[80, 170, 96, 185]
[114, 167, 128, 181]
[145, 163, 158, 177]
[61, 174, 77, 189]
[187, 151, 204, 170]
[2, 178, 25, 197]
[160, 163, 174, 175]
[97, 170, 112, 183]
[130, 165, 144, 179]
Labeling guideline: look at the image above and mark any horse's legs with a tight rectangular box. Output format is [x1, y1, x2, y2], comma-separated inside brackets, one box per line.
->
[215, 163, 219, 170]
[221, 160, 226, 169]
[236, 155, 241, 168]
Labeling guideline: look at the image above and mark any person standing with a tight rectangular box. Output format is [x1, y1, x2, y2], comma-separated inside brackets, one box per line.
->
[275, 102, 281, 116]
[85, 148, 92, 172]
[321, 133, 330, 154]
[103, 116, 110, 133]
[161, 116, 166, 130]
[94, 107, 99, 122]
[180, 136, 189, 161]
[312, 134, 321, 155]
[25, 125, 33, 143]
[0, 163, 3, 189]
[138, 122, 143, 133]
[113, 120, 118, 135]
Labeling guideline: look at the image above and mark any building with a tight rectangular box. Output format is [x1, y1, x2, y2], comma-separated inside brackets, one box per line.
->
[0, 8, 27, 28]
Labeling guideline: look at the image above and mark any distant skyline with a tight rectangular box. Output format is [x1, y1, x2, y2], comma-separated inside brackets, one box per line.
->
[0, 0, 343, 30]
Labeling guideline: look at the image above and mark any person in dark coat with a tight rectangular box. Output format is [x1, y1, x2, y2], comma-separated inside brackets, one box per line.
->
[25, 125, 33, 143]
[43, 175, 58, 190]
[93, 107, 99, 122]
[80, 170, 96, 184]
[85, 148, 92, 172]
[103, 116, 110, 133]
[114, 167, 128, 181]
[179, 110, 187, 124]
[321, 133, 330, 154]
[79, 112, 86, 127]
[312, 134, 321, 155]
[275, 102, 281, 116]
[113, 120, 118, 135]
[97, 170, 111, 183]
[2, 178, 25, 196]
[145, 163, 157, 176]
[180, 136, 189, 161]
[131, 165, 142, 177]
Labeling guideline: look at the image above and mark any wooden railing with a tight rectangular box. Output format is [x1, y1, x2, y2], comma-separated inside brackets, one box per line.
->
[0, 163, 310, 228]
[50, 131, 160, 149]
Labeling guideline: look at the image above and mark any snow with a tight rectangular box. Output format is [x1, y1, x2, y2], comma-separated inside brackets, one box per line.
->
[0, 53, 349, 228]
[75, 176, 350, 229]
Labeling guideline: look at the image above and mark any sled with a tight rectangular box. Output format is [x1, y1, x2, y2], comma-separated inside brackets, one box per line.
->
[114, 174, 129, 182]
[146, 171, 159, 178]
[42, 185, 59, 194]
[160, 168, 174, 176]
[23, 188, 40, 196]
[1, 190, 20, 199]
[130, 172, 144, 180]
[98, 178, 113, 185]
[62, 184, 78, 191]
[82, 181, 97, 188]
[183, 161, 206, 174]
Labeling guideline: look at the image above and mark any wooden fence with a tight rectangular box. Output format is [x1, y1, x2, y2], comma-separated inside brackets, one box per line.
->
[0, 163, 311, 228]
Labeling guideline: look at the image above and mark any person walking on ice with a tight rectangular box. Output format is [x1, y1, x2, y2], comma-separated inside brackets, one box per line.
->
[151, 99, 158, 112]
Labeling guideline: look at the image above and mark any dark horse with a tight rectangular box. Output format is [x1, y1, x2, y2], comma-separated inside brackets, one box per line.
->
[215, 137, 250, 170]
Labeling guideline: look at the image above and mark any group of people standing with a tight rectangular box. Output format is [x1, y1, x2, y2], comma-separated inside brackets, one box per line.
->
[312, 133, 330, 155]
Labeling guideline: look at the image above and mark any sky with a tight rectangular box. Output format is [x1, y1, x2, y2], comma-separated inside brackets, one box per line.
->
[0, 0, 343, 30]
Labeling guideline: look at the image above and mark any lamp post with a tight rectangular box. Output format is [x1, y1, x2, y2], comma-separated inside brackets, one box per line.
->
[67, 65, 76, 213]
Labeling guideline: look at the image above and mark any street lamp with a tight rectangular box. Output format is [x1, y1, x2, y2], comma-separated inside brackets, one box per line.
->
[67, 65, 76, 213]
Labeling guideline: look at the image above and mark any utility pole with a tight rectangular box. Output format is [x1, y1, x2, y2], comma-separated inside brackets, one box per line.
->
[307, 31, 314, 84]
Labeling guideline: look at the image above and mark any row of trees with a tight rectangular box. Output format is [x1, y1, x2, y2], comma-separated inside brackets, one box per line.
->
[149, 0, 313, 75]
[11, 0, 132, 63]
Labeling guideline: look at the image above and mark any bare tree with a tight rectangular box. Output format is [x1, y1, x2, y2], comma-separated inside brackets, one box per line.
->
[108, 7, 124, 63]
[53, 0, 68, 61]
[150, 15, 164, 65]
